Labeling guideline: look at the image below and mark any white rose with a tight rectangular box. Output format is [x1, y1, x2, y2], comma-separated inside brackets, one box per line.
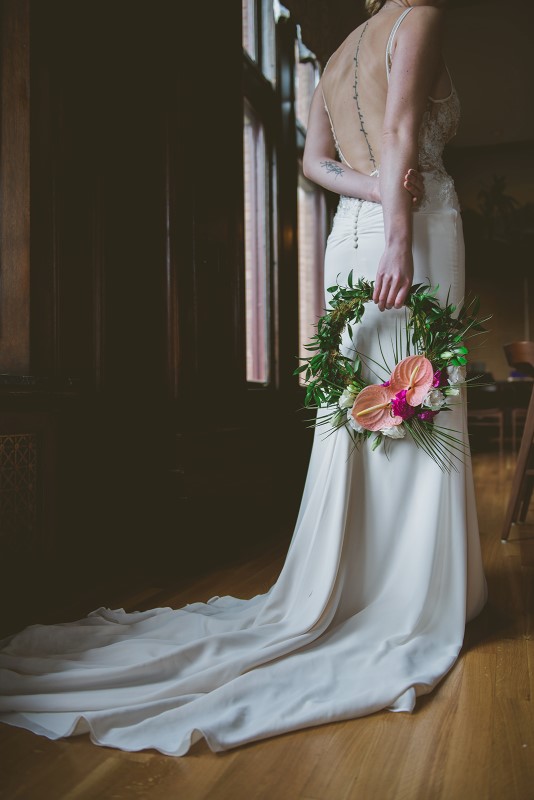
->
[347, 409, 365, 433]
[447, 364, 466, 386]
[339, 387, 357, 409]
[380, 424, 406, 439]
[422, 388, 446, 410]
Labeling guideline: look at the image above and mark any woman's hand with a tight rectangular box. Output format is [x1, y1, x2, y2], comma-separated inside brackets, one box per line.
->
[404, 168, 424, 206]
[372, 244, 414, 312]
[371, 168, 424, 205]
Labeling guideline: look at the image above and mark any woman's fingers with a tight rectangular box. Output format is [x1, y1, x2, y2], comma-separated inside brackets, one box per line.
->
[375, 274, 401, 311]
[393, 281, 410, 309]
[375, 273, 411, 311]
[374, 250, 413, 311]
[404, 168, 424, 204]
[377, 275, 393, 311]
[372, 273, 383, 304]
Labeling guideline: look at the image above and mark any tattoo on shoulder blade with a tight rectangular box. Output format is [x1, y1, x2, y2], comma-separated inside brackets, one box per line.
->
[320, 160, 344, 179]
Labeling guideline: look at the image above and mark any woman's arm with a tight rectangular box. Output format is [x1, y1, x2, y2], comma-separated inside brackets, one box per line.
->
[303, 81, 423, 204]
[303, 82, 379, 202]
[373, 7, 444, 312]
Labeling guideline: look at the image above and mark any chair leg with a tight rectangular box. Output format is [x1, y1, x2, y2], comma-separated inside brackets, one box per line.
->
[518, 475, 534, 522]
[502, 391, 534, 540]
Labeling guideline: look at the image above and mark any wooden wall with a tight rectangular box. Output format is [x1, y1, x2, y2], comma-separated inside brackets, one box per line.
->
[0, 0, 30, 373]
[0, 0, 312, 629]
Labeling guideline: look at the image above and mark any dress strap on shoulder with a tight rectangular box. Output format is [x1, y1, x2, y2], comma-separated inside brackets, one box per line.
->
[386, 7, 413, 80]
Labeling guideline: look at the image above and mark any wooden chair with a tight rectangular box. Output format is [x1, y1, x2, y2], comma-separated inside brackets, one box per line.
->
[511, 407, 528, 454]
[466, 379, 504, 457]
[467, 407, 504, 456]
[501, 341, 534, 541]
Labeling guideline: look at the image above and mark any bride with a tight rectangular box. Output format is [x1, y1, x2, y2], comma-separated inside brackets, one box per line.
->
[0, 0, 487, 756]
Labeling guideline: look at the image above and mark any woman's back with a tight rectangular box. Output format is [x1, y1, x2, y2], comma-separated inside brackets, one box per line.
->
[321, 5, 457, 178]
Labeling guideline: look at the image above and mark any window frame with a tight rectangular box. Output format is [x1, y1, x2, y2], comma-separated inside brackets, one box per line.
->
[242, 53, 278, 391]
[241, 2, 327, 396]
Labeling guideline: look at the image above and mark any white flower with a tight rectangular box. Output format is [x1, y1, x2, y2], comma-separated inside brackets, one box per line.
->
[445, 386, 460, 396]
[339, 387, 357, 409]
[422, 388, 446, 410]
[380, 424, 406, 439]
[347, 409, 365, 433]
[447, 364, 466, 386]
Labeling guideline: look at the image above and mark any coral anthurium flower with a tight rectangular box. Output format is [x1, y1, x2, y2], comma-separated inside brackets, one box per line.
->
[351, 385, 402, 431]
[389, 355, 434, 407]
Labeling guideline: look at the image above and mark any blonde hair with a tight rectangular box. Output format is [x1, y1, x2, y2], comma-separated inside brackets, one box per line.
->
[365, 0, 387, 15]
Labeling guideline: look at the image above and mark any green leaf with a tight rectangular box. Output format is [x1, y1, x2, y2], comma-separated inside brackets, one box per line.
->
[371, 434, 383, 451]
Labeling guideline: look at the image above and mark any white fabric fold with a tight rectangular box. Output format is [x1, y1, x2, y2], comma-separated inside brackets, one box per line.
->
[0, 195, 488, 757]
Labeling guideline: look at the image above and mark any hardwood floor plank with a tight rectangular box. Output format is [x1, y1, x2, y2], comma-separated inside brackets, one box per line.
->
[440, 653, 496, 799]
[495, 639, 530, 701]
[527, 639, 534, 708]
[489, 698, 534, 800]
[197, 723, 337, 800]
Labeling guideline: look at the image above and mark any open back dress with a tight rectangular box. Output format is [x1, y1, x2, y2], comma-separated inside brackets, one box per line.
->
[0, 6, 488, 756]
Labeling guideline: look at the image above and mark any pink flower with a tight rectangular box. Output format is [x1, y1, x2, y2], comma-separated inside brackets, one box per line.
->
[391, 389, 416, 420]
[351, 384, 402, 431]
[389, 355, 434, 406]
[418, 409, 439, 422]
[381, 380, 390, 387]
[432, 369, 444, 388]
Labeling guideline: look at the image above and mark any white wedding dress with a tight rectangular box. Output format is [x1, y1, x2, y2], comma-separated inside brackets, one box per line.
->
[0, 8, 487, 756]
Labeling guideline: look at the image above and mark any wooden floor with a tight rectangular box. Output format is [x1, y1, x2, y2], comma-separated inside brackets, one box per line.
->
[0, 449, 533, 800]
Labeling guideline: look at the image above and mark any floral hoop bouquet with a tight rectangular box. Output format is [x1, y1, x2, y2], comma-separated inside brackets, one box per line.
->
[294, 275, 490, 472]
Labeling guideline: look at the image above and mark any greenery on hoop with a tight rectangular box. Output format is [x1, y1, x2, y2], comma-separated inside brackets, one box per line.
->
[294, 274, 491, 471]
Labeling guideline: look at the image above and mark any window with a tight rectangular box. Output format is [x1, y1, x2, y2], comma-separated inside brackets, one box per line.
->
[297, 171, 326, 380]
[242, 1, 280, 385]
[242, 0, 277, 84]
[242, 2, 325, 389]
[295, 27, 319, 129]
[243, 101, 271, 384]
[294, 32, 326, 384]
[242, 0, 257, 61]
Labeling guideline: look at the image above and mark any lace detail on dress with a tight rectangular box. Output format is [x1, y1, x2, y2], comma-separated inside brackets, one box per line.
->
[416, 87, 461, 211]
[335, 86, 461, 218]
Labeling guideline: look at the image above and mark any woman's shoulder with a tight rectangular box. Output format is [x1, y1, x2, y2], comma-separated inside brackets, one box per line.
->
[387, 5, 444, 66]
[395, 5, 445, 38]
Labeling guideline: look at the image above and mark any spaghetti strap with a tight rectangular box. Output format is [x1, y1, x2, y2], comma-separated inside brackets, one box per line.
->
[385, 7, 413, 80]
[321, 86, 354, 169]
[321, 58, 354, 169]
[385, 9, 455, 104]
[428, 63, 454, 103]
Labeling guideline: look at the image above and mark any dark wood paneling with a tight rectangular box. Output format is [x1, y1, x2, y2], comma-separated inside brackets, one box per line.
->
[1, 0, 314, 607]
[0, 0, 30, 373]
